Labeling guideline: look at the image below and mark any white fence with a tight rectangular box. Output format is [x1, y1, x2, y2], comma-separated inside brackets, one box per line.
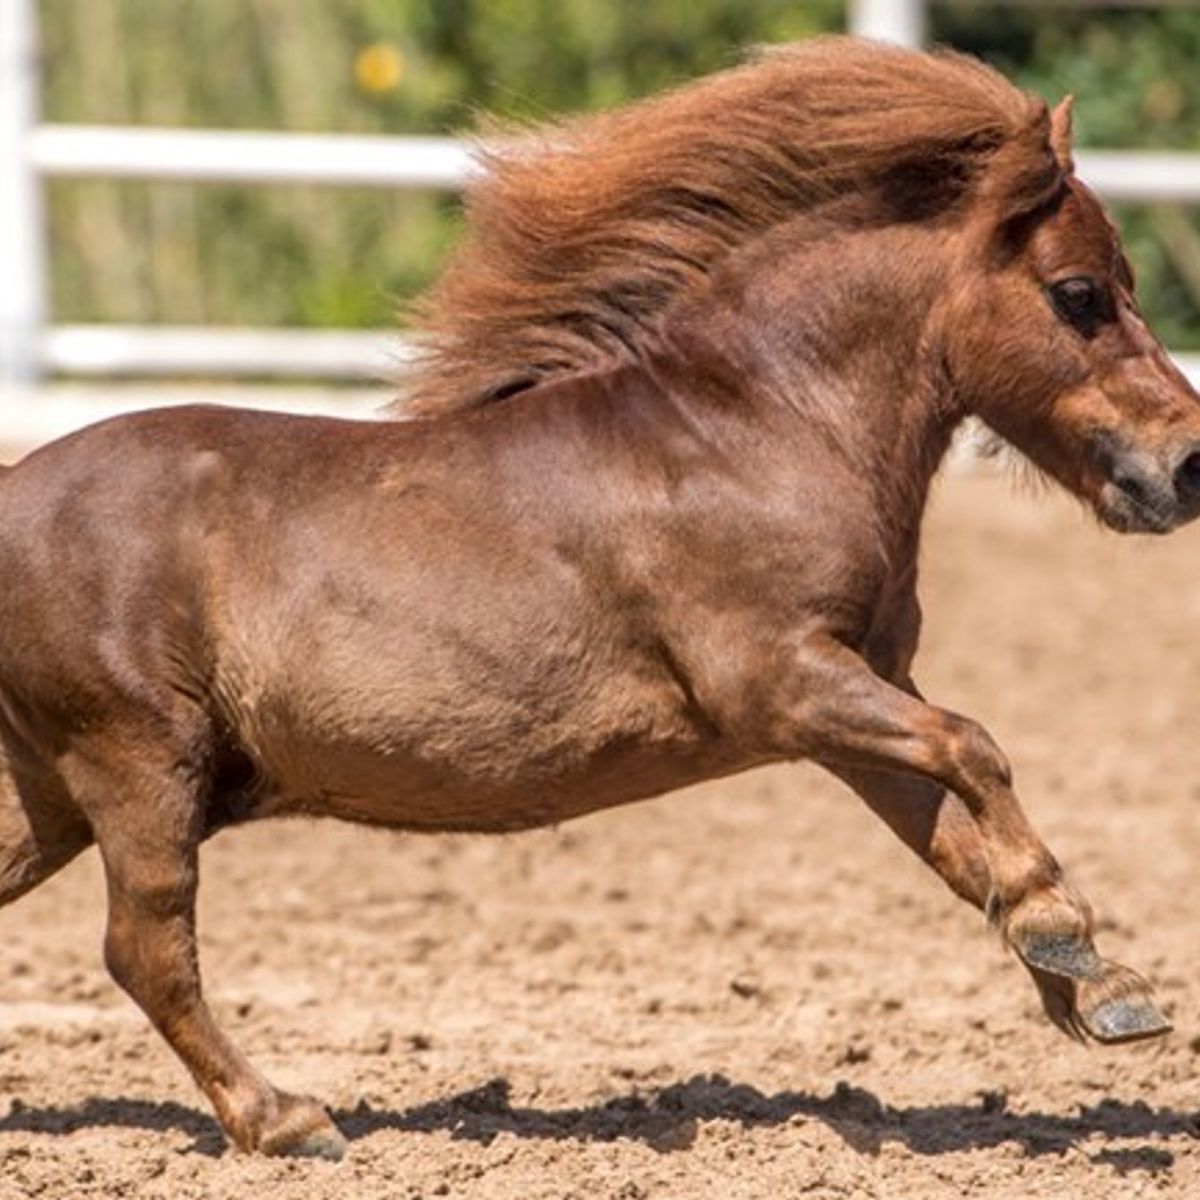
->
[2, 0, 1199, 393]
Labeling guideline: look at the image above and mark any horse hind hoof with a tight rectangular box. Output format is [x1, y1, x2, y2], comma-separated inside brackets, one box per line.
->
[255, 1095, 348, 1160]
[1080, 995, 1172, 1044]
[281, 1126, 349, 1161]
[1075, 965, 1173, 1045]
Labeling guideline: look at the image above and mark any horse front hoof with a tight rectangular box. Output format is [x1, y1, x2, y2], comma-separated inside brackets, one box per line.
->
[1019, 942, 1172, 1046]
[1012, 930, 1103, 980]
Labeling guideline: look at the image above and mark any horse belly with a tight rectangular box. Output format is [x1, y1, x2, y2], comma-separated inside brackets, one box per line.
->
[263, 736, 738, 833]
[220, 626, 733, 833]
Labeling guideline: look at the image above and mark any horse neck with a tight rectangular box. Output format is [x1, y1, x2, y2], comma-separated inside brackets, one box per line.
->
[649, 216, 965, 556]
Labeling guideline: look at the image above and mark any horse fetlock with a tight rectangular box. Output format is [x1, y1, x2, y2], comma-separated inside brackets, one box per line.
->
[946, 717, 1012, 791]
[989, 867, 1089, 943]
[1002, 878, 1093, 969]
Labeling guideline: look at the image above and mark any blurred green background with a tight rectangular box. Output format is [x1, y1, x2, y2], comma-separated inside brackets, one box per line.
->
[39, 0, 1200, 348]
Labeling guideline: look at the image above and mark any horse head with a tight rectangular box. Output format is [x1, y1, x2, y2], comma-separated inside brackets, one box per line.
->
[947, 98, 1200, 533]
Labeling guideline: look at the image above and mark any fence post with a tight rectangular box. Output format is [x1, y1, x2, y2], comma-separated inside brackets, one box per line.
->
[848, 0, 926, 47]
[0, 0, 45, 388]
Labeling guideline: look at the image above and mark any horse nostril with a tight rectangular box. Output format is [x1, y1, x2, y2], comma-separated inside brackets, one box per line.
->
[1112, 467, 1147, 505]
[1174, 449, 1200, 502]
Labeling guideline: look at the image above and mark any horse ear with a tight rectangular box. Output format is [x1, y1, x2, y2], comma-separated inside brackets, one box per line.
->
[977, 100, 1064, 227]
[1049, 96, 1075, 172]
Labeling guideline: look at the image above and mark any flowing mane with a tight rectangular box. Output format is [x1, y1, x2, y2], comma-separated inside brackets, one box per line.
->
[400, 37, 1049, 416]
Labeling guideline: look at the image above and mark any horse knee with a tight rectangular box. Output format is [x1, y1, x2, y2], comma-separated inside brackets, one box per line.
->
[937, 715, 1012, 800]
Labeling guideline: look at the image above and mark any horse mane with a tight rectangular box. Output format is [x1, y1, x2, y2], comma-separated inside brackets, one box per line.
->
[399, 37, 1050, 417]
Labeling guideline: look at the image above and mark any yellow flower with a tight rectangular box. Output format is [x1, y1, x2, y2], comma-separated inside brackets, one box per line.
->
[354, 44, 404, 96]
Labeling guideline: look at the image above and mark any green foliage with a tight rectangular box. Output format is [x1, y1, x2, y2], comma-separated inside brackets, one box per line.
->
[40, 1, 1200, 349]
[39, 0, 840, 329]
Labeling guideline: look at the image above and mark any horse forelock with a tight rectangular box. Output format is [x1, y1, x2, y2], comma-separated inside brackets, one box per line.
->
[398, 36, 1049, 417]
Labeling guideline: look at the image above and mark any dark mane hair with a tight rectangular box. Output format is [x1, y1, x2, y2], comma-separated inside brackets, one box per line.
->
[401, 36, 1050, 416]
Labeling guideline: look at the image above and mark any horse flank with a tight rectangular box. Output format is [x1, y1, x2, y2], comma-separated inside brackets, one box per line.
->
[400, 37, 1050, 417]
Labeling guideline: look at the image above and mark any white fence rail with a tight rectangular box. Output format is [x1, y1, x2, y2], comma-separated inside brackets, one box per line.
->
[850, 0, 926, 47]
[2, 0, 1200, 395]
[41, 326, 409, 382]
[31, 126, 476, 190]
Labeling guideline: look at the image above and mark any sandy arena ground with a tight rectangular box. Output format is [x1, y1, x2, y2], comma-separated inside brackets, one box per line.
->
[1, 470, 1198, 1199]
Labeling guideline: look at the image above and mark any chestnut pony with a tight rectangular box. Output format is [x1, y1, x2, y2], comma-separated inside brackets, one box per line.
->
[3, 39, 1200, 1159]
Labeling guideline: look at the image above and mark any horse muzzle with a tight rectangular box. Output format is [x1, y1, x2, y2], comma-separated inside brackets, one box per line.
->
[1096, 438, 1200, 534]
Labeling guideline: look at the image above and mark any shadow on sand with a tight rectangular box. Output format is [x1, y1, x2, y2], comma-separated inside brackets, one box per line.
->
[1, 1075, 1194, 1171]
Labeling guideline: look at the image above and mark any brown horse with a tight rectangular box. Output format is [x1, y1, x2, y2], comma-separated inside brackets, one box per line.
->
[2, 38, 1200, 1159]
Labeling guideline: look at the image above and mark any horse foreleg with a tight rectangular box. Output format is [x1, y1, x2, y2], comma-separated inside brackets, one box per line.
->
[828, 765, 991, 907]
[828, 765, 1128, 1040]
[64, 736, 347, 1159]
[776, 634, 1169, 1044]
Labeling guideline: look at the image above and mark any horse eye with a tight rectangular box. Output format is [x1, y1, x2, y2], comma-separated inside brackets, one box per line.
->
[1047, 276, 1108, 332]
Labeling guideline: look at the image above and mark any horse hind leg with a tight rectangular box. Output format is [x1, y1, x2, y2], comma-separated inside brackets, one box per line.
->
[61, 725, 346, 1159]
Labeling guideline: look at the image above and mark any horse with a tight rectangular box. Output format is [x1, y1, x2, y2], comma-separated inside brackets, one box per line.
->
[2, 37, 1199, 1160]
